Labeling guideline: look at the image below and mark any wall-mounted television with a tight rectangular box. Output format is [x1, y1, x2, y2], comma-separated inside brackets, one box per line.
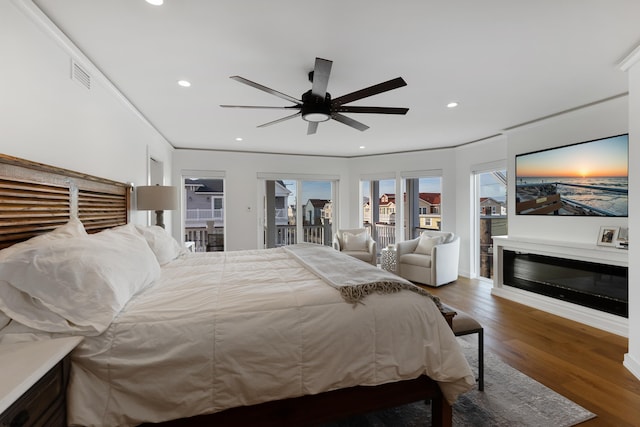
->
[515, 134, 628, 216]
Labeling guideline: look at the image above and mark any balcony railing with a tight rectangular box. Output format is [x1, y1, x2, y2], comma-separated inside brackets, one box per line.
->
[186, 224, 331, 251]
[373, 223, 395, 249]
[273, 224, 331, 247]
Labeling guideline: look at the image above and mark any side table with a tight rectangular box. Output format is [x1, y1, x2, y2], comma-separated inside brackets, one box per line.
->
[381, 245, 397, 273]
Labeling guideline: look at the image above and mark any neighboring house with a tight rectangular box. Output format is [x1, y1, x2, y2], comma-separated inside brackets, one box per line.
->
[321, 201, 332, 223]
[363, 193, 442, 229]
[303, 199, 329, 225]
[480, 197, 507, 216]
[379, 194, 396, 224]
[273, 181, 292, 225]
[417, 193, 441, 230]
[185, 179, 224, 228]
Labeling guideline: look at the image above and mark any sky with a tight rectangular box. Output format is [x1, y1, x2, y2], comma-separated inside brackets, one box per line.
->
[283, 180, 332, 206]
[361, 177, 442, 198]
[282, 174, 503, 206]
[516, 134, 628, 178]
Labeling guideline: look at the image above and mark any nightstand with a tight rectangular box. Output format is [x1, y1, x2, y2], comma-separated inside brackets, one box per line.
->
[0, 336, 82, 427]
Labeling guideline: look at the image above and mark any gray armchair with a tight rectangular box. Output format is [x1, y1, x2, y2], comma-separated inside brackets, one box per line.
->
[332, 228, 377, 266]
[396, 231, 460, 287]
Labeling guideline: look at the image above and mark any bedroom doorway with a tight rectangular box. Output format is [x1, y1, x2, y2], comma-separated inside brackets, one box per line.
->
[473, 169, 507, 280]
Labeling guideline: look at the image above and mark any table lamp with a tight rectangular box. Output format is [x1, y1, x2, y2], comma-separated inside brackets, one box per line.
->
[136, 185, 178, 228]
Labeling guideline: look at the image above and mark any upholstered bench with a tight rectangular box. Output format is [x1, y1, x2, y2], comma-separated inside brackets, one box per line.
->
[444, 305, 484, 391]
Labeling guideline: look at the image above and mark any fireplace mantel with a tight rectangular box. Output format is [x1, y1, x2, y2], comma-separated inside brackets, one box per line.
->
[492, 235, 628, 337]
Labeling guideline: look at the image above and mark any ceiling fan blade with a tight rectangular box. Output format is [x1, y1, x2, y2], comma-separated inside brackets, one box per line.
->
[335, 106, 409, 115]
[311, 57, 332, 98]
[220, 105, 300, 110]
[331, 113, 370, 132]
[307, 122, 319, 135]
[332, 77, 407, 106]
[257, 111, 301, 128]
[230, 76, 301, 105]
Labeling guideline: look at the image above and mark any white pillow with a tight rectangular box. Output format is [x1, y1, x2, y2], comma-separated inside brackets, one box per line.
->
[343, 231, 368, 251]
[414, 234, 444, 255]
[0, 223, 160, 335]
[0, 217, 87, 262]
[135, 225, 185, 265]
[0, 218, 88, 332]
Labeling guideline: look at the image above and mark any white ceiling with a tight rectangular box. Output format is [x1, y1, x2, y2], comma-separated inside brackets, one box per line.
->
[31, 0, 640, 157]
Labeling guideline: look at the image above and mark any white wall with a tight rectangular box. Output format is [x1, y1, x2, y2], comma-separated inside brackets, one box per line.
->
[172, 150, 350, 251]
[505, 96, 629, 242]
[0, 1, 174, 228]
[623, 51, 640, 379]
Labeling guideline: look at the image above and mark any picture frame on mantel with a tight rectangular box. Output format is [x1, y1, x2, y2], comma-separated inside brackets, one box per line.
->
[617, 227, 629, 249]
[597, 226, 619, 247]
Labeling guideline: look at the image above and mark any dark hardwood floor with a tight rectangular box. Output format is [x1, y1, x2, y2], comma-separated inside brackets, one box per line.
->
[424, 277, 640, 427]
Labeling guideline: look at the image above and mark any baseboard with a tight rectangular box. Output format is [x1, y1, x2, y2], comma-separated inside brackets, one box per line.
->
[491, 285, 628, 337]
[624, 353, 640, 381]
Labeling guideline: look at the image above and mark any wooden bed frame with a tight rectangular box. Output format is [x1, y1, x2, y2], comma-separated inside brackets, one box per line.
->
[0, 153, 454, 427]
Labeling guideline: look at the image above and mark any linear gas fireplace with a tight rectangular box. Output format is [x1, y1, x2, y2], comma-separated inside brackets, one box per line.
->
[502, 250, 628, 317]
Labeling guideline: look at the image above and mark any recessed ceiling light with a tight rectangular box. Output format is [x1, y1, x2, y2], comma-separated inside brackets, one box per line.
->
[235, 137, 243, 142]
[447, 102, 459, 108]
[359, 146, 366, 149]
[146, 0, 163, 5]
[177, 80, 191, 87]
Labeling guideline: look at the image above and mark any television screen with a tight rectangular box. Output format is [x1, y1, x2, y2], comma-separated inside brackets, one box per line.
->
[515, 134, 628, 216]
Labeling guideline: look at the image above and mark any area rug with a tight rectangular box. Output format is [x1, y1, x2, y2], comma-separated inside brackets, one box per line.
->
[322, 336, 596, 426]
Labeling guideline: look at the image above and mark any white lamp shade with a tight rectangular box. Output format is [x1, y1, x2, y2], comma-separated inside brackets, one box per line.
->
[136, 185, 179, 211]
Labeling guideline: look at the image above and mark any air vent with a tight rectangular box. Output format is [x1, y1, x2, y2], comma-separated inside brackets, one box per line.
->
[71, 60, 91, 89]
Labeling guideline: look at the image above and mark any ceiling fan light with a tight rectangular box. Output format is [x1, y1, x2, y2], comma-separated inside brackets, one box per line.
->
[302, 112, 330, 122]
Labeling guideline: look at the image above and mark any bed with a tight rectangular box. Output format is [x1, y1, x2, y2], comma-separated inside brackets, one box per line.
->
[0, 154, 475, 427]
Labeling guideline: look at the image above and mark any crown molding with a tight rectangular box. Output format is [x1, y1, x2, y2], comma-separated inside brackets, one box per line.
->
[619, 43, 640, 72]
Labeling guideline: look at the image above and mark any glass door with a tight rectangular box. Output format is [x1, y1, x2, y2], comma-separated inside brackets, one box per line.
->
[264, 179, 334, 248]
[184, 177, 225, 252]
[475, 169, 507, 279]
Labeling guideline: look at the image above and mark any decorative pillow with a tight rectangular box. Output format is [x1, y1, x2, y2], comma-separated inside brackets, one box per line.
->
[343, 231, 368, 251]
[414, 234, 444, 255]
[0, 223, 161, 335]
[135, 224, 185, 265]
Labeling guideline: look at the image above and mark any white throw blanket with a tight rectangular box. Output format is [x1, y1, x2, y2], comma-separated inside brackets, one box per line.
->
[285, 243, 442, 308]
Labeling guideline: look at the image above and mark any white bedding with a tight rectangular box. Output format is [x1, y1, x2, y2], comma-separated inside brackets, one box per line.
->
[2, 245, 474, 427]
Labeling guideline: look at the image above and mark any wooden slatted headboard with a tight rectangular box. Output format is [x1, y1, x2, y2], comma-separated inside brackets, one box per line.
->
[0, 154, 130, 249]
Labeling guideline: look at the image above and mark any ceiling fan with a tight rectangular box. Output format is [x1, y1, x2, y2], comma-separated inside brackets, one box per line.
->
[221, 57, 409, 135]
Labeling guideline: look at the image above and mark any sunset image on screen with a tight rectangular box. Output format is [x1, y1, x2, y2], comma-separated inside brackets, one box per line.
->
[515, 134, 628, 217]
[516, 135, 628, 178]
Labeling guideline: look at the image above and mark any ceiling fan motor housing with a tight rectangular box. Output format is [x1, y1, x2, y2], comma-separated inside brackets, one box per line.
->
[301, 90, 331, 122]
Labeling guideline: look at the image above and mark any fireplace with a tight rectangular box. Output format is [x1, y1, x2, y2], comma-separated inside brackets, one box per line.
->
[502, 250, 628, 318]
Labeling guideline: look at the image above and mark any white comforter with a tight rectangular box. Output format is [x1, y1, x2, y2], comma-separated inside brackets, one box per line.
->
[7, 246, 475, 426]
